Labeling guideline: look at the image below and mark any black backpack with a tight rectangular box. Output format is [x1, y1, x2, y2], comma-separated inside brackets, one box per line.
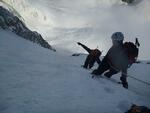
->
[123, 42, 139, 64]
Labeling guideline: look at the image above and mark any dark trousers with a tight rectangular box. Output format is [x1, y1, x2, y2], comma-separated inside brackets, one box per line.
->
[92, 57, 128, 84]
[92, 57, 118, 77]
[84, 55, 95, 69]
[92, 53, 128, 88]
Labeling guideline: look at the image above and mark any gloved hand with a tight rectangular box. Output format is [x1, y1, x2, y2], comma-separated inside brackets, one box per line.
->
[77, 42, 81, 45]
[122, 82, 128, 89]
[91, 69, 100, 78]
[120, 76, 128, 89]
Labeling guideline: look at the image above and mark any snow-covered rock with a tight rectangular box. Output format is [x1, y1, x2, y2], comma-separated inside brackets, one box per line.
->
[0, 6, 55, 51]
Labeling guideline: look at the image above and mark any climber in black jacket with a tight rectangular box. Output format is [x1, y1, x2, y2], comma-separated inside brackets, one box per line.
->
[92, 32, 129, 89]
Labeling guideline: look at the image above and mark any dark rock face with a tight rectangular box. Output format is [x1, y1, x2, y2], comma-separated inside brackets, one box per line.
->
[122, 0, 135, 4]
[0, 6, 56, 51]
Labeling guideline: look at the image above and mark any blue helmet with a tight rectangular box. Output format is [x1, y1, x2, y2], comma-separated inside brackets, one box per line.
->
[111, 32, 124, 41]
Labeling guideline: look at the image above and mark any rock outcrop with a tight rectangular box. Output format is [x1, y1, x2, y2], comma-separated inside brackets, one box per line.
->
[0, 6, 55, 51]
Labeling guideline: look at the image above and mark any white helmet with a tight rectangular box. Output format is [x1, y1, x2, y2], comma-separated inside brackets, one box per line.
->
[111, 32, 124, 41]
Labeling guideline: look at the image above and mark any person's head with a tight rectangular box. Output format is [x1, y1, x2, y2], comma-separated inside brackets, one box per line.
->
[111, 32, 124, 45]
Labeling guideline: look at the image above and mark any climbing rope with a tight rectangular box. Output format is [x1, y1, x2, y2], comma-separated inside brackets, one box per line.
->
[108, 61, 150, 86]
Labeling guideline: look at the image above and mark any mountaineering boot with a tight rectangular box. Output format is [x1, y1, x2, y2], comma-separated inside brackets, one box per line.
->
[91, 70, 101, 78]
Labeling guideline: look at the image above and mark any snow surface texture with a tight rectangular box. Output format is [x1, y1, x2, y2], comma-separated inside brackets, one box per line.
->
[1, 0, 150, 60]
[0, 29, 150, 113]
[0, 0, 150, 113]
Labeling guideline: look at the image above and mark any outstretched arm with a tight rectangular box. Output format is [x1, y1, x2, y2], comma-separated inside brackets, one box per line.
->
[77, 42, 91, 53]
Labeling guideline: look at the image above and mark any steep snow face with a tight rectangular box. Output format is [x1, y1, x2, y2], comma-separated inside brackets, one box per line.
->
[1, 0, 150, 60]
[0, 28, 150, 113]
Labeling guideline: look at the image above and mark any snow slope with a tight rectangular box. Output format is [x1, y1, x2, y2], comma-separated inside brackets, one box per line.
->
[1, 0, 150, 60]
[0, 29, 150, 113]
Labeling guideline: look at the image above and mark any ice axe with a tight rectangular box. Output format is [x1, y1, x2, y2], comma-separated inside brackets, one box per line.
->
[135, 38, 140, 48]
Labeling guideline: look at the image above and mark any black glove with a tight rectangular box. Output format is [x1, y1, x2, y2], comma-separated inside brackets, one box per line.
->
[91, 70, 100, 78]
[77, 42, 81, 45]
[122, 82, 128, 89]
[120, 77, 128, 89]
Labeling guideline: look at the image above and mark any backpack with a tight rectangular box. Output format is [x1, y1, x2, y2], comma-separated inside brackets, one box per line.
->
[90, 49, 101, 58]
[123, 42, 139, 64]
[125, 104, 150, 113]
